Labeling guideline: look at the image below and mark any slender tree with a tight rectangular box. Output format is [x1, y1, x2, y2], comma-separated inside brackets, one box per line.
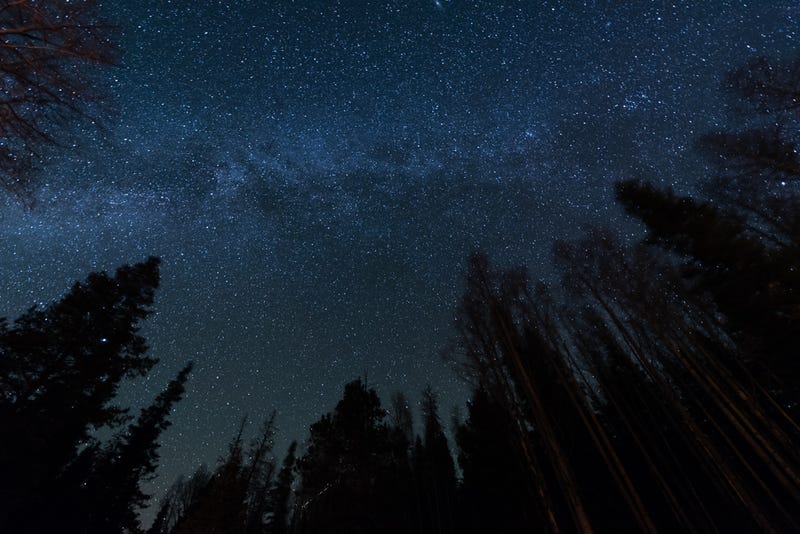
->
[389, 391, 414, 449]
[172, 421, 250, 534]
[243, 413, 278, 534]
[455, 387, 536, 534]
[82, 363, 194, 533]
[265, 441, 296, 534]
[413, 386, 456, 534]
[148, 464, 211, 534]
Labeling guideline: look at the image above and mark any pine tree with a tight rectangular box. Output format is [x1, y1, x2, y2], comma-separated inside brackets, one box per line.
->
[172, 422, 249, 534]
[243, 413, 278, 534]
[0, 257, 162, 531]
[294, 378, 411, 533]
[265, 441, 296, 534]
[296, 378, 387, 504]
[616, 177, 800, 387]
[389, 391, 414, 450]
[413, 386, 456, 534]
[455, 387, 536, 533]
[615, 52, 800, 390]
[83, 362, 194, 533]
[147, 464, 211, 534]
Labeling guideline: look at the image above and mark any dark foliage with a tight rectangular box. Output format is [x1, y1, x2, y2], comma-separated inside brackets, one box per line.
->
[455, 387, 535, 533]
[171, 426, 250, 534]
[412, 386, 456, 534]
[265, 441, 296, 534]
[148, 464, 211, 534]
[0, 257, 165, 531]
[81, 362, 194, 533]
[293, 378, 413, 534]
[0, 257, 194, 533]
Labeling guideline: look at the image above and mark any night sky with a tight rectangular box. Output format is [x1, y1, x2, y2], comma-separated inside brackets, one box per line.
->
[0, 0, 797, 517]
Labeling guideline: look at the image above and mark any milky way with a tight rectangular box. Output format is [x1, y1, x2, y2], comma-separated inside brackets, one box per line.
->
[0, 0, 796, 517]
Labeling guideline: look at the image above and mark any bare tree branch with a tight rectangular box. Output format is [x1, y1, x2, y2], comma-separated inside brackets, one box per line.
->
[0, 0, 116, 202]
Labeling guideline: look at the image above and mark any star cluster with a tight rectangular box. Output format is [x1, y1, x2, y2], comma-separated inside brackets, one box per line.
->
[0, 0, 796, 515]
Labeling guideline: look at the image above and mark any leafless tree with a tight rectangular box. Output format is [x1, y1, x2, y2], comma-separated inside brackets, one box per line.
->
[0, 0, 115, 201]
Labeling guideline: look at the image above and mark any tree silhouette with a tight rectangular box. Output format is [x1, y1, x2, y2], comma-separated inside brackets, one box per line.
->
[81, 362, 194, 533]
[554, 225, 800, 532]
[293, 378, 414, 533]
[148, 464, 211, 534]
[296, 379, 387, 504]
[413, 386, 456, 534]
[243, 413, 278, 534]
[172, 421, 250, 534]
[455, 387, 536, 533]
[0, 256, 163, 531]
[451, 252, 609, 532]
[389, 391, 414, 449]
[265, 441, 296, 534]
[617, 121, 800, 389]
[602, 54, 800, 529]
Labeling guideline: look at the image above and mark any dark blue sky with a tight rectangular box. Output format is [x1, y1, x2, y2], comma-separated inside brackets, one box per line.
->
[0, 0, 797, 515]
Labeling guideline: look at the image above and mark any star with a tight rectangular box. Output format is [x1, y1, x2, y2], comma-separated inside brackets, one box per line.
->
[0, 1, 795, 527]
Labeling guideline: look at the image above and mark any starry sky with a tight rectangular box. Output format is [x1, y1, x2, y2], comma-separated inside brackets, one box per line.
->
[0, 0, 797, 516]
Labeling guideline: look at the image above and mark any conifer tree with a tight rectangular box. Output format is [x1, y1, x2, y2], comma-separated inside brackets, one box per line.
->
[265, 441, 297, 534]
[172, 422, 249, 534]
[615, 54, 800, 392]
[389, 391, 414, 450]
[243, 413, 278, 534]
[455, 387, 536, 533]
[148, 465, 211, 534]
[84, 363, 194, 533]
[414, 386, 456, 534]
[0, 257, 162, 531]
[616, 156, 800, 387]
[294, 378, 413, 533]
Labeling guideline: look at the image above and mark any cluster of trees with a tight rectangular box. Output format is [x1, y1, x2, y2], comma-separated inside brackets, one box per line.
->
[148, 375, 538, 534]
[0, 257, 193, 533]
[147, 381, 460, 534]
[1, 1, 800, 530]
[433, 52, 800, 532]
[147, 412, 296, 534]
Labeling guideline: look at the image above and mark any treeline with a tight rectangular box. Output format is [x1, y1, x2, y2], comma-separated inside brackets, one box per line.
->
[2, 55, 800, 532]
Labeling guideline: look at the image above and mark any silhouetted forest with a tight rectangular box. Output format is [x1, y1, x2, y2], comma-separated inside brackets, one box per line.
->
[2, 1, 800, 532]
